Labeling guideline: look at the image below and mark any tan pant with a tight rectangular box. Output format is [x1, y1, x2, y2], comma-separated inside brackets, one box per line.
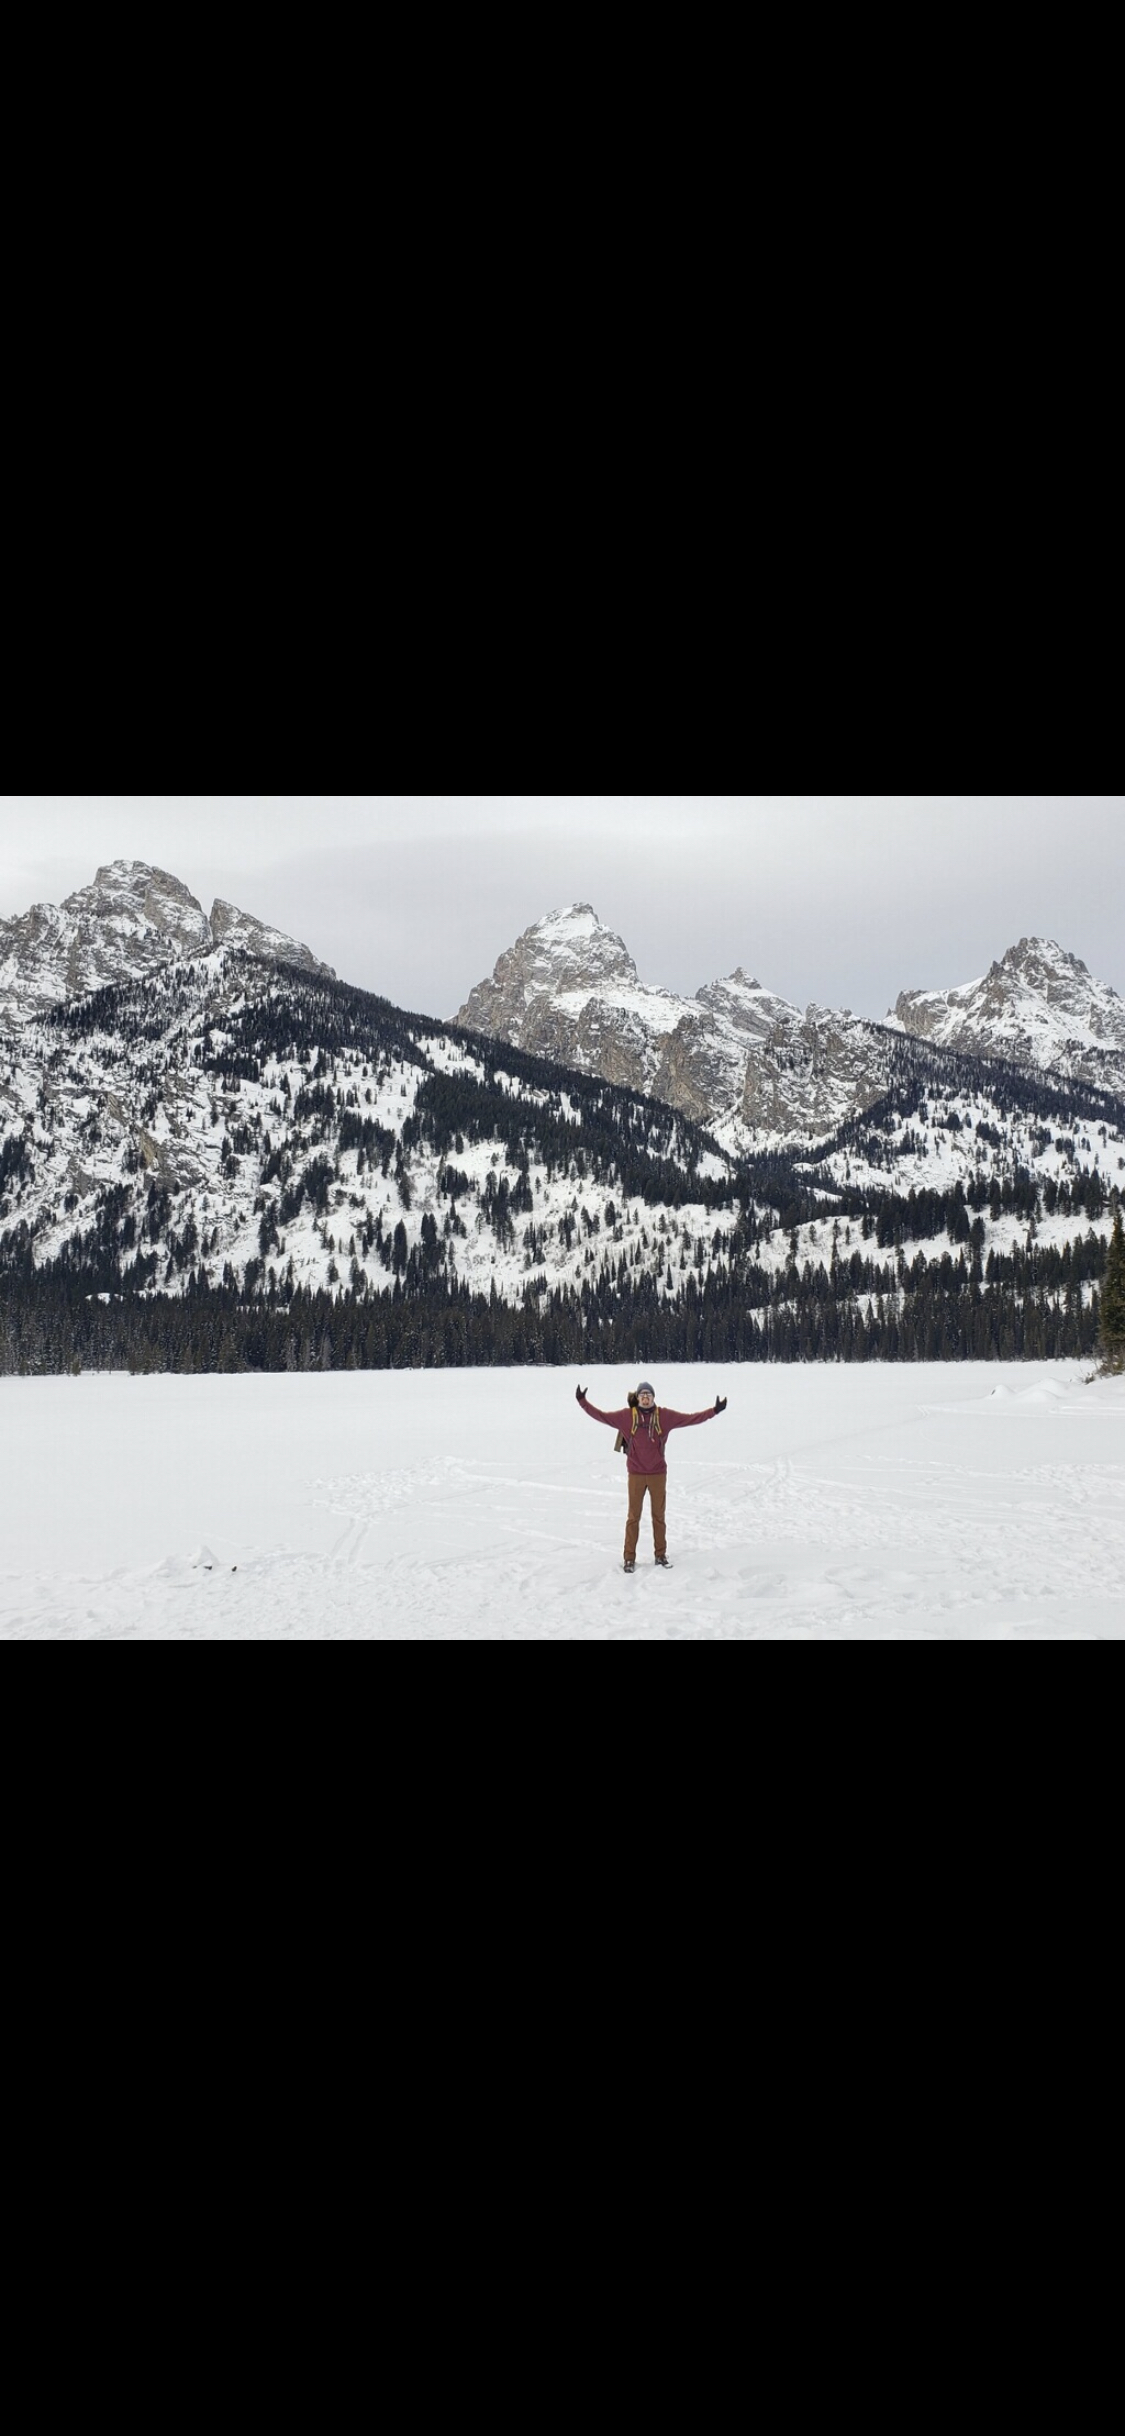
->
[625, 1472, 667, 1561]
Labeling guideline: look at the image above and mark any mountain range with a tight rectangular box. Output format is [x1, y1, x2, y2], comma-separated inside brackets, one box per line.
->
[4, 870, 1121, 1140]
[455, 905, 1125, 1144]
[1, 865, 1122, 1373]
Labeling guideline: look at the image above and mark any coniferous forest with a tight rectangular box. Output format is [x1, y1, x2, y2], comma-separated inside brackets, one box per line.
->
[0, 1253, 1107, 1377]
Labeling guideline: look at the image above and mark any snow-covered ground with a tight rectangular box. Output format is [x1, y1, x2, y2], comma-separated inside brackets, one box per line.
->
[2, 1363, 1123, 1639]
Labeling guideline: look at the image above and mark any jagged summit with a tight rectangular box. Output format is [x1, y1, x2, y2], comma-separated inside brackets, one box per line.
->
[893, 935, 1125, 1083]
[0, 860, 334, 1027]
[457, 904, 639, 1023]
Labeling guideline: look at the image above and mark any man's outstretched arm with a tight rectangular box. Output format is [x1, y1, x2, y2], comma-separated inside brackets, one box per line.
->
[575, 1388, 631, 1429]
[661, 1398, 728, 1430]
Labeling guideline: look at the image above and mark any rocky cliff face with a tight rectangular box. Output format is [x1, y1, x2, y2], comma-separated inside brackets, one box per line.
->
[0, 860, 334, 1027]
[892, 938, 1125, 1089]
[454, 905, 898, 1144]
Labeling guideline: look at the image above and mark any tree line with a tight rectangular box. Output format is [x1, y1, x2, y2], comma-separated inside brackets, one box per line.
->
[0, 1249, 1107, 1377]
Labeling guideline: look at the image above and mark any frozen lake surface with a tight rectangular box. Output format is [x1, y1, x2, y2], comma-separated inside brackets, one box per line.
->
[2, 1363, 1123, 1639]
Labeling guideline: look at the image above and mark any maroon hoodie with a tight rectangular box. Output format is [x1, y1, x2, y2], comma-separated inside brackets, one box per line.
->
[578, 1394, 716, 1476]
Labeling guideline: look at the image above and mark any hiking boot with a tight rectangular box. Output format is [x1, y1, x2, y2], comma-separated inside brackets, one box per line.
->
[654, 1556, 672, 1568]
[623, 1560, 636, 1573]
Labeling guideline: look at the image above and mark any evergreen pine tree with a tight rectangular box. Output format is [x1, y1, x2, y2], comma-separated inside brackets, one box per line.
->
[1098, 1201, 1125, 1373]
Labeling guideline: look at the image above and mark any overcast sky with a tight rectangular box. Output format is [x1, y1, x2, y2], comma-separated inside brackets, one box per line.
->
[1, 796, 1121, 1019]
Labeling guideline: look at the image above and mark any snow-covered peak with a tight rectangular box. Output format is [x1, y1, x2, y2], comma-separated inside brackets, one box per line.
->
[455, 903, 639, 1037]
[990, 936, 1098, 997]
[895, 936, 1125, 1081]
[65, 860, 213, 954]
[517, 903, 638, 987]
[0, 862, 333, 1027]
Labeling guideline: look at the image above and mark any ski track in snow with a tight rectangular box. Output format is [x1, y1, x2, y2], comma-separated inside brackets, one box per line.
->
[1, 1364, 1123, 1640]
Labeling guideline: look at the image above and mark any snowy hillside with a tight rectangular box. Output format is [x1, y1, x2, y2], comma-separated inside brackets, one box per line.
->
[0, 948, 748, 1366]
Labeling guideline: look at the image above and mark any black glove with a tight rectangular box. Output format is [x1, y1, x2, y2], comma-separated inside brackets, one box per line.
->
[576, 1384, 588, 1403]
[714, 1396, 727, 1414]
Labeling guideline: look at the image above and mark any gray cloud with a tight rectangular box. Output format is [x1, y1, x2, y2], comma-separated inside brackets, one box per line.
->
[1, 796, 1121, 1019]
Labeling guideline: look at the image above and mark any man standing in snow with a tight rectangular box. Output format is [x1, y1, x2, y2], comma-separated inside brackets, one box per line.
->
[576, 1380, 727, 1572]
